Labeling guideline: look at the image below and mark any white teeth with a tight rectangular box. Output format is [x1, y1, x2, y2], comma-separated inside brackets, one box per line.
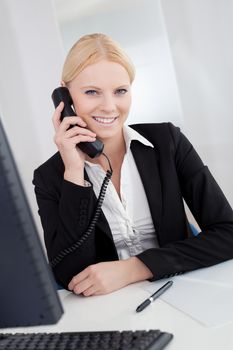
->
[93, 117, 116, 124]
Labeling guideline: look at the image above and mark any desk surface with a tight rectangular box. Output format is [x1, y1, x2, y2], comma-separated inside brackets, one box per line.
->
[2, 281, 233, 349]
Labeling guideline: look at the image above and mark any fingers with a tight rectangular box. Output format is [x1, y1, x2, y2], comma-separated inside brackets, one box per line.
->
[52, 101, 64, 132]
[59, 116, 87, 133]
[52, 103, 96, 149]
[68, 135, 96, 145]
[65, 125, 96, 139]
[68, 269, 89, 290]
[54, 133, 96, 150]
[73, 279, 99, 297]
[52, 101, 87, 132]
[68, 262, 124, 297]
[73, 278, 92, 294]
[68, 269, 99, 296]
[68, 265, 103, 296]
[82, 286, 99, 297]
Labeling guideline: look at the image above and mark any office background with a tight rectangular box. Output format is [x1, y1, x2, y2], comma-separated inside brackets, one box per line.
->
[0, 0, 232, 240]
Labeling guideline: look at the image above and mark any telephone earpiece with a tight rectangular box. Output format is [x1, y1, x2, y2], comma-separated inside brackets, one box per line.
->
[51, 87, 104, 158]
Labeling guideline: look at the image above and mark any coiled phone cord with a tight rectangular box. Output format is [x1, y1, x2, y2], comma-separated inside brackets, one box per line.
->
[50, 153, 113, 269]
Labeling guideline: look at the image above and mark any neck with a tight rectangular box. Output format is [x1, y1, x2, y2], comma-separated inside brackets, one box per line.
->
[87, 130, 126, 169]
[104, 133, 125, 158]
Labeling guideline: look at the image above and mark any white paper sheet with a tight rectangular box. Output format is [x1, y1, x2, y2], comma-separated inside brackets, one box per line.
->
[141, 259, 233, 327]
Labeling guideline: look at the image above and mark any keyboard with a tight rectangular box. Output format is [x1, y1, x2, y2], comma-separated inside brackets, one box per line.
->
[0, 329, 173, 349]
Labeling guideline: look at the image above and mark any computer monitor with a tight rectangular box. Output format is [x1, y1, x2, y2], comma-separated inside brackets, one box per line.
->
[0, 117, 63, 328]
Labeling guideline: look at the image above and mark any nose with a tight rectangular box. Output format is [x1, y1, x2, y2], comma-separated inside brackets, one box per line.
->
[99, 93, 117, 113]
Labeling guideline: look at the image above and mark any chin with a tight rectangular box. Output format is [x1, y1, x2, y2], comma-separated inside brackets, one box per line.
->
[96, 128, 121, 142]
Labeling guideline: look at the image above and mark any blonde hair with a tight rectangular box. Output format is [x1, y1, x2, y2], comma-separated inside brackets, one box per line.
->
[62, 33, 135, 84]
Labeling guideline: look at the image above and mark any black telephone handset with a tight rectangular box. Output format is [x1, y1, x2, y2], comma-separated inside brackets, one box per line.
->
[50, 87, 113, 270]
[51, 87, 104, 158]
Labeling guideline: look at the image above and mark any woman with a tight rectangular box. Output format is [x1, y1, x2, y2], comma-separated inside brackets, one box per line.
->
[33, 33, 233, 296]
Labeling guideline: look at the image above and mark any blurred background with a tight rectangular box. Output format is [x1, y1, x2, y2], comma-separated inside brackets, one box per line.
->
[0, 0, 232, 235]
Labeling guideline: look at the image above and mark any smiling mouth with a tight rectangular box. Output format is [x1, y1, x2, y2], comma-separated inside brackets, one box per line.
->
[92, 116, 118, 124]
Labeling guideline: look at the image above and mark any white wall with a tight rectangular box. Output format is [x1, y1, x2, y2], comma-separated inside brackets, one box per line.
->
[0, 0, 64, 232]
[161, 0, 233, 206]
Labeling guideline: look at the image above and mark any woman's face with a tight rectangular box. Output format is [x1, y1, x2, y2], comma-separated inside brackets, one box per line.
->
[67, 60, 132, 142]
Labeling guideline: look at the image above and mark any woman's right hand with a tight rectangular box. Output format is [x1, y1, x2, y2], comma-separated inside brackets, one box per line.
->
[52, 102, 96, 185]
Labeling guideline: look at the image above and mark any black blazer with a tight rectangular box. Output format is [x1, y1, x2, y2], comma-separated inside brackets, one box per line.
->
[33, 123, 233, 288]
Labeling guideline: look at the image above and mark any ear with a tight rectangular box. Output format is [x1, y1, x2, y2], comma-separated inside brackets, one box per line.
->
[60, 80, 66, 87]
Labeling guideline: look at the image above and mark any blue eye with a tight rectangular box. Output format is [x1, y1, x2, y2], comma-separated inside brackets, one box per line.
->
[116, 88, 128, 95]
[85, 90, 98, 95]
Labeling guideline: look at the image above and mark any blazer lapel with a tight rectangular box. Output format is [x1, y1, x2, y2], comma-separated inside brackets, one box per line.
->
[130, 141, 162, 236]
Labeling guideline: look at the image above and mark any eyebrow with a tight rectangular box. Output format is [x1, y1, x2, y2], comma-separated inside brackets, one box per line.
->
[81, 84, 130, 90]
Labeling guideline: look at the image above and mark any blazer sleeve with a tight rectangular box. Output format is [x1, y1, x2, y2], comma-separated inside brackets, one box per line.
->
[33, 166, 98, 288]
[137, 123, 233, 281]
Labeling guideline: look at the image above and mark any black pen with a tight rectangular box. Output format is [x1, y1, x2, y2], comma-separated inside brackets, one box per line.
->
[136, 281, 173, 312]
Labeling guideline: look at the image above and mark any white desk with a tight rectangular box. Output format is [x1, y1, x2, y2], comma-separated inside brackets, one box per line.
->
[2, 281, 233, 349]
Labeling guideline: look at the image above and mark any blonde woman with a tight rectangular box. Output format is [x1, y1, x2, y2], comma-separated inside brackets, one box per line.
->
[33, 33, 233, 296]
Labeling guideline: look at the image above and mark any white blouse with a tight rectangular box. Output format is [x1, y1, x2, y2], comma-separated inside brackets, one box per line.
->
[85, 125, 159, 259]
